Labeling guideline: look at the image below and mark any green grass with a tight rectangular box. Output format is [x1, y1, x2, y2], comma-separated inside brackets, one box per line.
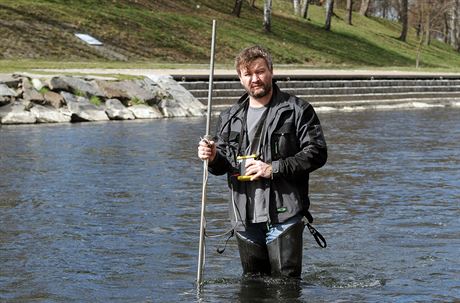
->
[0, 0, 459, 72]
[89, 95, 102, 106]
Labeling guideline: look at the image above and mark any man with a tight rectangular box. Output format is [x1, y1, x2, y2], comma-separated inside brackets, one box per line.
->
[197, 45, 327, 278]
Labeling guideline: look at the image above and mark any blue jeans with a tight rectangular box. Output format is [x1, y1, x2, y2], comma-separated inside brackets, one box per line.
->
[237, 214, 303, 245]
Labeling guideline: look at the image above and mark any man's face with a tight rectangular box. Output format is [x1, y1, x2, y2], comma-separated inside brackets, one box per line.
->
[238, 58, 273, 99]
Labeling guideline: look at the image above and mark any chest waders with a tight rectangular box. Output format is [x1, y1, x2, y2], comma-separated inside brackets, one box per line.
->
[236, 232, 271, 276]
[267, 220, 304, 278]
[236, 220, 305, 278]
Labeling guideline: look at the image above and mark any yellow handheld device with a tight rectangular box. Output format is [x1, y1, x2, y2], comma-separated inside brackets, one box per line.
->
[236, 154, 257, 181]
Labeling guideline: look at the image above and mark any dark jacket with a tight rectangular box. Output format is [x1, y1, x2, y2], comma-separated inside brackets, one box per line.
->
[209, 83, 327, 229]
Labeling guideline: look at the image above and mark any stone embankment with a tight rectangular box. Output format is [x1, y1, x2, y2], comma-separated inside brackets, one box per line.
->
[0, 74, 205, 125]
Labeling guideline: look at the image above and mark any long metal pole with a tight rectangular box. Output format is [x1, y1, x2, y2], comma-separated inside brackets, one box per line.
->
[197, 19, 216, 289]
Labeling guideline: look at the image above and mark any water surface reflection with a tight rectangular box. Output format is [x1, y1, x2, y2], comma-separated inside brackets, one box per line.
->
[1, 108, 459, 302]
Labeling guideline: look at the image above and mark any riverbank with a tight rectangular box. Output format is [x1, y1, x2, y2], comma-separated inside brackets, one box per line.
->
[0, 72, 205, 125]
[1, 68, 460, 125]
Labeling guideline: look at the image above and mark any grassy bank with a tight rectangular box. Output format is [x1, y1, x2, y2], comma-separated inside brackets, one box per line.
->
[0, 0, 459, 72]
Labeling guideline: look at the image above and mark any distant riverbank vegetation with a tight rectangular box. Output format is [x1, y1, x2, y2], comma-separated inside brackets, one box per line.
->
[0, 0, 459, 72]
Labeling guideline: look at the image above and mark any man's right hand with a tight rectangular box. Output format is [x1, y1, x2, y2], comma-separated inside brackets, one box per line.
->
[197, 137, 216, 162]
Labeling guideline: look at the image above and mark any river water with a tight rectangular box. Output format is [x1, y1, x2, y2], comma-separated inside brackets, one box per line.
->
[1, 106, 459, 302]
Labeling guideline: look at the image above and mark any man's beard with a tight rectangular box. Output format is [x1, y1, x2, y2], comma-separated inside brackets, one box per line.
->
[248, 82, 272, 98]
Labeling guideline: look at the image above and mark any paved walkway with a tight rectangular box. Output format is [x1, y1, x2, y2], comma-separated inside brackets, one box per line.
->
[11, 67, 460, 80]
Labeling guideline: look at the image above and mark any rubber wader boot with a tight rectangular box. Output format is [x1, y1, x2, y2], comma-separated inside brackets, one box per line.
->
[267, 220, 304, 278]
[236, 232, 271, 275]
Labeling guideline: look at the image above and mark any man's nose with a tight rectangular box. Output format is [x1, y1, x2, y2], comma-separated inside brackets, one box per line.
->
[250, 74, 260, 82]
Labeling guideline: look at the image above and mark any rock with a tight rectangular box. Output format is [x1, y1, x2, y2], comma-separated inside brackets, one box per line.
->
[148, 75, 205, 117]
[0, 83, 17, 98]
[128, 104, 163, 119]
[43, 91, 65, 108]
[137, 77, 169, 106]
[0, 74, 20, 87]
[48, 76, 104, 97]
[22, 79, 45, 104]
[0, 102, 36, 124]
[105, 98, 135, 120]
[96, 80, 130, 101]
[117, 80, 157, 104]
[30, 104, 71, 123]
[0, 96, 11, 106]
[97, 78, 170, 107]
[31, 78, 44, 91]
[61, 92, 109, 122]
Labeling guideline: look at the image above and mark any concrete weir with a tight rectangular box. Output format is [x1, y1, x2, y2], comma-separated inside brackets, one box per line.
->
[176, 70, 460, 112]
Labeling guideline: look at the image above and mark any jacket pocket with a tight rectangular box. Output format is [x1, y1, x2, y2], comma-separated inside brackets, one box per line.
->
[272, 123, 298, 159]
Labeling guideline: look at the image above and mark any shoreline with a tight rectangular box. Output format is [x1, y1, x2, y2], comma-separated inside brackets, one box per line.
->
[1, 69, 460, 125]
[20, 68, 460, 81]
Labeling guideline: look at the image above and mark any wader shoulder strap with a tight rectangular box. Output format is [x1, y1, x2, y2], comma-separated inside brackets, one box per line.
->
[303, 209, 326, 248]
[305, 222, 327, 248]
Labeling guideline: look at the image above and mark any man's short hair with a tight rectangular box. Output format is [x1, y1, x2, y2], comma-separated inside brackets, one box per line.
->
[235, 45, 273, 76]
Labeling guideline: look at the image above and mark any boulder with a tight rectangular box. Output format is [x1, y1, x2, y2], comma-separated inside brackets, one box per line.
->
[96, 80, 131, 101]
[0, 83, 17, 98]
[61, 92, 109, 122]
[0, 102, 36, 124]
[115, 79, 165, 105]
[43, 91, 65, 108]
[148, 75, 205, 117]
[31, 78, 44, 91]
[128, 104, 162, 119]
[30, 104, 71, 123]
[22, 79, 45, 104]
[0, 96, 10, 106]
[0, 74, 20, 87]
[105, 98, 135, 120]
[48, 76, 104, 97]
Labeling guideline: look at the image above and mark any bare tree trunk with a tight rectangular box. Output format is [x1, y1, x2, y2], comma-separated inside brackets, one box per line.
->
[444, 12, 449, 44]
[293, 0, 301, 15]
[325, 0, 334, 31]
[347, 0, 353, 25]
[301, 0, 310, 19]
[398, 0, 408, 41]
[359, 0, 370, 16]
[248, 0, 256, 7]
[416, 14, 422, 39]
[232, 0, 244, 17]
[264, 0, 272, 32]
[424, 10, 431, 46]
[416, 34, 424, 68]
[451, 0, 460, 50]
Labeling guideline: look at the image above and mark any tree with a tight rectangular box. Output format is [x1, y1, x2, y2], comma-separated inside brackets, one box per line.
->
[398, 0, 408, 41]
[301, 0, 311, 19]
[264, 0, 272, 32]
[410, 0, 453, 46]
[410, 0, 456, 67]
[293, 0, 301, 15]
[346, 0, 353, 25]
[450, 0, 460, 51]
[232, 0, 244, 17]
[325, 0, 335, 30]
[359, 0, 370, 16]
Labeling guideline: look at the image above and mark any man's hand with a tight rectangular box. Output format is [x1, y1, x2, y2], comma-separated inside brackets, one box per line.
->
[244, 159, 272, 181]
[197, 137, 216, 162]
